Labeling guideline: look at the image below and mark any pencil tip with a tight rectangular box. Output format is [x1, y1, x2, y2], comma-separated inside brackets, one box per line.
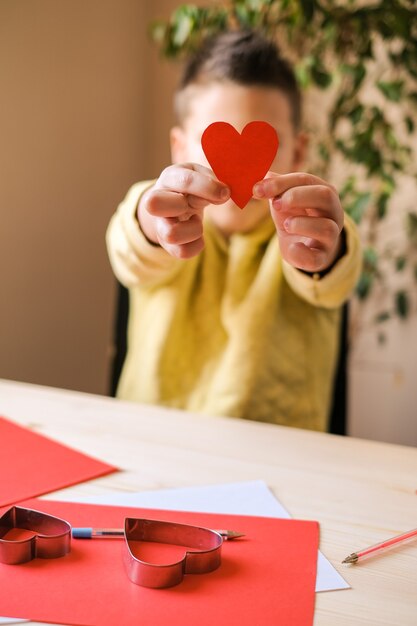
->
[342, 553, 358, 564]
[226, 531, 245, 540]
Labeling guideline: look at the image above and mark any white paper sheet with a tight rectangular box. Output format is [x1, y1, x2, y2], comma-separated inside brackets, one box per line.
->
[0, 480, 348, 623]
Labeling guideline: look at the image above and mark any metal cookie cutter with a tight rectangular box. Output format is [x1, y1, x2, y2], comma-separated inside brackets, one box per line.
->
[124, 518, 223, 588]
[0, 506, 71, 564]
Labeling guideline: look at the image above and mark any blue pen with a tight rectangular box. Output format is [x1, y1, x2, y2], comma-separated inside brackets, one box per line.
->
[72, 527, 244, 540]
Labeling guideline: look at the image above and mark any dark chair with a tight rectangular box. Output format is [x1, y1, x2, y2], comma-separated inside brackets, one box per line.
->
[109, 281, 348, 435]
[109, 282, 129, 397]
[328, 303, 349, 435]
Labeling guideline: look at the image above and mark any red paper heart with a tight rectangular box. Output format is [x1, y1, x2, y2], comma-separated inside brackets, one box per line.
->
[201, 121, 279, 209]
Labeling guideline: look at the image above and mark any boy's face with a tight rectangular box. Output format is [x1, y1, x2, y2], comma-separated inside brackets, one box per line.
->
[170, 81, 307, 237]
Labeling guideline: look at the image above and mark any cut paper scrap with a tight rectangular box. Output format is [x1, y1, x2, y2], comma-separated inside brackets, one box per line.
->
[0, 498, 319, 626]
[0, 416, 117, 508]
[201, 121, 279, 208]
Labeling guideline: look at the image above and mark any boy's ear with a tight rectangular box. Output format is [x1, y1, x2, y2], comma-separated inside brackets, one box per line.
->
[170, 126, 187, 164]
[293, 131, 309, 170]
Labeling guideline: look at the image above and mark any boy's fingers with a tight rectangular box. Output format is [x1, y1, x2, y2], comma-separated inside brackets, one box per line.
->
[271, 184, 344, 231]
[143, 188, 208, 218]
[253, 172, 337, 201]
[283, 240, 329, 273]
[187, 194, 211, 212]
[156, 214, 203, 247]
[144, 189, 189, 218]
[282, 216, 340, 248]
[164, 238, 205, 260]
[157, 164, 230, 204]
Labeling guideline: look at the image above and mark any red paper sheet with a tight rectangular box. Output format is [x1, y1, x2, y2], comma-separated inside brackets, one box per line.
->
[0, 498, 319, 626]
[0, 416, 117, 506]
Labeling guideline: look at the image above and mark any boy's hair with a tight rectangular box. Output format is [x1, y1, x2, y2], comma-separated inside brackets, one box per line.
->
[175, 30, 301, 129]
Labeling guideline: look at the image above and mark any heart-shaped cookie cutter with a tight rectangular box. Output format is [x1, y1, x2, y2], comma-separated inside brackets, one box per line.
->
[124, 518, 223, 588]
[0, 506, 71, 564]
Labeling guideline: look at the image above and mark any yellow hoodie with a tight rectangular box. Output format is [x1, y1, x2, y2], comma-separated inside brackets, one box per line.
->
[106, 181, 362, 431]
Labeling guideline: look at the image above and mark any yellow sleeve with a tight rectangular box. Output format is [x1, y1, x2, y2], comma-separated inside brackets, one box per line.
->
[105, 180, 183, 288]
[281, 213, 362, 309]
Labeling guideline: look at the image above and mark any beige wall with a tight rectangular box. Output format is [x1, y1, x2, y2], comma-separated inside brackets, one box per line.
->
[348, 174, 417, 447]
[0, 0, 180, 394]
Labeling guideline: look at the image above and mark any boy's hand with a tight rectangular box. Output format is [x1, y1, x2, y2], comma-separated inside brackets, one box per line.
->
[138, 164, 230, 259]
[253, 173, 344, 273]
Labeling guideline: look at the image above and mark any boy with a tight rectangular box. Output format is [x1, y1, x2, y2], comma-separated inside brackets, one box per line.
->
[106, 30, 361, 431]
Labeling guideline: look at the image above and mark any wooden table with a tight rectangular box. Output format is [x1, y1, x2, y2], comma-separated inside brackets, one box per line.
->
[1, 379, 416, 625]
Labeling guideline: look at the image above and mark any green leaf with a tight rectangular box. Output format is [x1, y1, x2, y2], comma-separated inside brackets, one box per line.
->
[395, 290, 409, 319]
[381, 172, 396, 194]
[339, 175, 357, 199]
[246, 0, 265, 10]
[395, 256, 406, 271]
[391, 159, 403, 171]
[344, 129, 383, 174]
[356, 271, 373, 299]
[172, 14, 194, 47]
[377, 80, 405, 102]
[349, 104, 364, 125]
[311, 65, 332, 88]
[375, 311, 391, 324]
[406, 211, 417, 242]
[318, 142, 329, 161]
[353, 64, 366, 90]
[339, 63, 366, 90]
[345, 192, 371, 224]
[377, 193, 389, 219]
[390, 10, 411, 38]
[385, 128, 398, 150]
[233, 1, 264, 27]
[295, 63, 311, 89]
[234, 4, 251, 26]
[150, 20, 168, 43]
[363, 38, 374, 59]
[405, 116, 415, 134]
[363, 246, 378, 269]
[377, 331, 387, 345]
[299, 0, 315, 21]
